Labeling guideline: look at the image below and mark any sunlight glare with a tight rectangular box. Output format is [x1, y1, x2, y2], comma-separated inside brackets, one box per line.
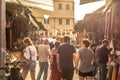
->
[75, 0, 105, 21]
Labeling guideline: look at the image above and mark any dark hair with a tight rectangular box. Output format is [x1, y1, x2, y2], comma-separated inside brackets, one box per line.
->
[102, 39, 109, 44]
[90, 43, 97, 48]
[82, 39, 90, 48]
[63, 36, 70, 43]
[54, 41, 60, 50]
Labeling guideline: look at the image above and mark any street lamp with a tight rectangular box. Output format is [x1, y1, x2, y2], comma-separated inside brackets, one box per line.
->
[44, 14, 49, 38]
[44, 15, 49, 24]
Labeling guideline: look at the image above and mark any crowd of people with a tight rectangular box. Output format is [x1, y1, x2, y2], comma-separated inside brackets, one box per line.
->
[20, 36, 113, 80]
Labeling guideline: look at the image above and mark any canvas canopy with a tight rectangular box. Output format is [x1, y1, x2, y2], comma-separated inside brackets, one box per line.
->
[6, 0, 54, 11]
[80, 0, 104, 4]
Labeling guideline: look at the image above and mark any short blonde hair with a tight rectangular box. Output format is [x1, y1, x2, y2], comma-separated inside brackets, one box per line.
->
[23, 37, 33, 46]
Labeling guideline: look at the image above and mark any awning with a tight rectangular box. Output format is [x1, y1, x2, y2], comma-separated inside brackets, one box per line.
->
[37, 22, 47, 31]
[80, 0, 104, 4]
[6, 0, 53, 30]
[6, 1, 47, 31]
[103, 0, 112, 13]
[24, 9, 47, 31]
[6, 0, 54, 11]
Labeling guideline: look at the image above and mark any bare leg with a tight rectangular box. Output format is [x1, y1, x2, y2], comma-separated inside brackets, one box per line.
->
[22, 69, 29, 79]
[86, 76, 92, 80]
[79, 76, 84, 80]
[30, 70, 35, 80]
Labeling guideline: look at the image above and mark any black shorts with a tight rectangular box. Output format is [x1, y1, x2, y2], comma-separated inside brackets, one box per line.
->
[61, 69, 74, 80]
[79, 71, 93, 77]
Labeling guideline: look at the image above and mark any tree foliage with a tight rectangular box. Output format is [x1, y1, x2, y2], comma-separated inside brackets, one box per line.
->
[6, 2, 32, 41]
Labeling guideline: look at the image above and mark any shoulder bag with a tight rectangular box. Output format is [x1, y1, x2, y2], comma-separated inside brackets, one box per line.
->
[20, 47, 32, 68]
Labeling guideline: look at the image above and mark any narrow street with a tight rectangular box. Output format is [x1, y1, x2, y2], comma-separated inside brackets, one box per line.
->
[1, 0, 120, 80]
[25, 61, 99, 80]
[25, 61, 79, 80]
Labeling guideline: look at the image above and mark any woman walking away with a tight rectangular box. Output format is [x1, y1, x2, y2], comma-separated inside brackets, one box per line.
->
[22, 37, 37, 80]
[75, 39, 94, 80]
[49, 41, 61, 80]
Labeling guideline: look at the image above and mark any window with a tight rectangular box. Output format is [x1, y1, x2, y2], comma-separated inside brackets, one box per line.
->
[67, 32, 70, 35]
[44, 18, 49, 24]
[66, 19, 70, 25]
[62, 32, 65, 36]
[57, 32, 61, 35]
[59, 19, 62, 25]
[66, 4, 70, 10]
[58, 4, 62, 10]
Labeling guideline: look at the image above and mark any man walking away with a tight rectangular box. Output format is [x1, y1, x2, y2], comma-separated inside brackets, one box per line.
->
[96, 39, 112, 80]
[57, 36, 76, 80]
[37, 39, 50, 80]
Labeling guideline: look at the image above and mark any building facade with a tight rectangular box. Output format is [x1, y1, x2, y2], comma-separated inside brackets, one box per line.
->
[30, 0, 74, 38]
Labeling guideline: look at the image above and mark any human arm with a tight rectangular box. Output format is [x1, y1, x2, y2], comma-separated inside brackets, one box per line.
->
[73, 53, 77, 68]
[91, 54, 95, 66]
[46, 50, 50, 56]
[56, 53, 61, 72]
[95, 48, 98, 61]
[75, 54, 80, 74]
[49, 54, 53, 69]
[49, 50, 53, 64]
[45, 45, 50, 56]
[75, 53, 80, 74]
[23, 47, 30, 60]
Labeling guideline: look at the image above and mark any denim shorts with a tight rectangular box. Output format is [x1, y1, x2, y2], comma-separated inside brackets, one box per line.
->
[23, 61, 36, 71]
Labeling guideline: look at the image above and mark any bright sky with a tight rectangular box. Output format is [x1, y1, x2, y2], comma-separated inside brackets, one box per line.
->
[74, 0, 105, 21]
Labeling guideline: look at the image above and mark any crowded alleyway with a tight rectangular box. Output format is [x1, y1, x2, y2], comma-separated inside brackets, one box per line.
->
[25, 61, 78, 80]
[1, 0, 120, 80]
[25, 61, 100, 80]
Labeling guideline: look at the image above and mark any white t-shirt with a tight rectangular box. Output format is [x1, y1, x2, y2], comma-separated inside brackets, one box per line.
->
[37, 44, 50, 62]
[24, 45, 37, 61]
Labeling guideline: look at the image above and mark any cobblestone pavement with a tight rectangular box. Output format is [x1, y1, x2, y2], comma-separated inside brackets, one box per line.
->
[25, 61, 99, 80]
